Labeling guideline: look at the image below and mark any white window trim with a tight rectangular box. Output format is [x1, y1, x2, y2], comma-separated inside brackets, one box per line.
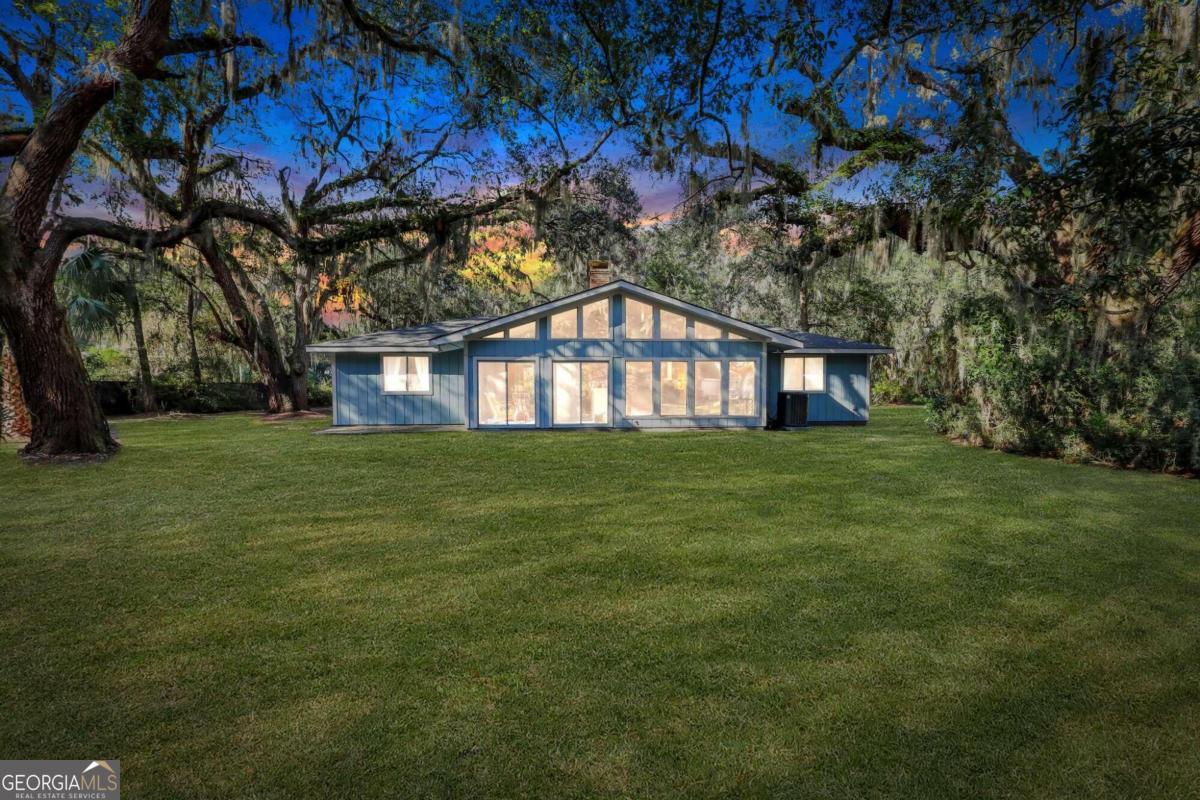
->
[782, 355, 827, 393]
[381, 354, 434, 395]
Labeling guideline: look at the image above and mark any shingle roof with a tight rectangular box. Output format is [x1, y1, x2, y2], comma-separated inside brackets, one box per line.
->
[306, 317, 492, 352]
[766, 327, 894, 353]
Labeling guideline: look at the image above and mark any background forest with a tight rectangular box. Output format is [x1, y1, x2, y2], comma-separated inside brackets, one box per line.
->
[0, 0, 1197, 470]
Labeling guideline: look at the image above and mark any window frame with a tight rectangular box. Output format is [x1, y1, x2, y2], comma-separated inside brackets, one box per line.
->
[625, 298, 655, 340]
[658, 360, 689, 416]
[624, 360, 655, 417]
[727, 359, 758, 417]
[782, 355, 826, 393]
[551, 359, 611, 426]
[475, 358, 538, 426]
[381, 354, 433, 395]
[506, 320, 538, 339]
[549, 308, 579, 339]
[693, 359, 723, 416]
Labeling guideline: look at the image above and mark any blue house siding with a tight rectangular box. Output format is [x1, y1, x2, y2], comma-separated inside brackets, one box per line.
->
[765, 352, 870, 424]
[334, 350, 465, 426]
[464, 297, 767, 429]
[325, 292, 877, 429]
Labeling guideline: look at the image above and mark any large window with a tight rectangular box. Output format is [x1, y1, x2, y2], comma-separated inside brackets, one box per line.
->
[783, 356, 825, 392]
[694, 361, 722, 415]
[554, 362, 609, 425]
[626, 298, 654, 339]
[728, 361, 757, 415]
[625, 361, 653, 416]
[582, 299, 610, 338]
[660, 309, 687, 339]
[477, 361, 535, 425]
[660, 361, 687, 415]
[382, 355, 431, 393]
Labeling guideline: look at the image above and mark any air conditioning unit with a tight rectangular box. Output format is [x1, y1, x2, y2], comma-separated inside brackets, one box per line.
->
[778, 392, 808, 427]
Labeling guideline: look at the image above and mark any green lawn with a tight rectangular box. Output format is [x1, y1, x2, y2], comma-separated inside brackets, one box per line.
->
[1, 407, 1198, 799]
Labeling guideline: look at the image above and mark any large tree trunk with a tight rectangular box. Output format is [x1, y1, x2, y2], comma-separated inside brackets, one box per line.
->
[123, 281, 158, 413]
[192, 229, 293, 413]
[288, 276, 312, 411]
[0, 282, 116, 456]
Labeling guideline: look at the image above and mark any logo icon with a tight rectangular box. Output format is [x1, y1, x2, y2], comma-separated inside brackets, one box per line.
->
[1, 759, 120, 799]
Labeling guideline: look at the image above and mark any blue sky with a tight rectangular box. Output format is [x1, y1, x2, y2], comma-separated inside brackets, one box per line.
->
[0, 0, 1132, 220]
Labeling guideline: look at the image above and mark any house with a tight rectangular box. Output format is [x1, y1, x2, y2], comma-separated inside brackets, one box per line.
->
[307, 278, 893, 429]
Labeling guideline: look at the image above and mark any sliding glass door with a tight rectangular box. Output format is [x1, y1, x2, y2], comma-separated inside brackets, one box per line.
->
[477, 361, 536, 425]
[553, 361, 609, 425]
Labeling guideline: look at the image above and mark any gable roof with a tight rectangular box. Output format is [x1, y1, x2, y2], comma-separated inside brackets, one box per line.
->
[306, 279, 893, 354]
[429, 280, 776, 344]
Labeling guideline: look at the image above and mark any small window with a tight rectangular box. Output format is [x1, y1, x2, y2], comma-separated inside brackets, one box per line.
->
[693, 321, 722, 340]
[382, 355, 431, 393]
[625, 361, 653, 416]
[728, 361, 757, 415]
[582, 299, 609, 338]
[660, 310, 686, 339]
[482, 331, 504, 339]
[727, 331, 747, 340]
[507, 320, 537, 339]
[694, 361, 722, 415]
[550, 309, 577, 339]
[626, 299, 654, 339]
[783, 356, 825, 392]
[660, 361, 687, 415]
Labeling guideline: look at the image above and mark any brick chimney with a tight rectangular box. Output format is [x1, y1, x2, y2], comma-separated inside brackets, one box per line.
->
[587, 259, 612, 288]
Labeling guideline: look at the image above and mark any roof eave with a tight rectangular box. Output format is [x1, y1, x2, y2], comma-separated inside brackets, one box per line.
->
[305, 343, 458, 354]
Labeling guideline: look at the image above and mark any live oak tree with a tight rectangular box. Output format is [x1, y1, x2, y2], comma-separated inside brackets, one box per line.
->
[0, 0, 263, 455]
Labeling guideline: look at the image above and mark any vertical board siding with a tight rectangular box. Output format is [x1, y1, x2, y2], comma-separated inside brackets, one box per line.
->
[332, 294, 874, 428]
[766, 352, 870, 424]
[335, 351, 465, 425]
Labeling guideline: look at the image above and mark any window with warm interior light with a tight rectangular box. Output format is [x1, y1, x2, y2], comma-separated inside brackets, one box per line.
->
[660, 309, 686, 338]
[382, 356, 431, 393]
[581, 299, 609, 338]
[507, 321, 537, 339]
[477, 361, 535, 424]
[625, 361, 653, 416]
[782, 356, 825, 392]
[626, 298, 653, 339]
[728, 361, 757, 415]
[693, 321, 722, 339]
[550, 309, 577, 338]
[660, 361, 687, 415]
[694, 361, 722, 415]
[553, 362, 609, 424]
